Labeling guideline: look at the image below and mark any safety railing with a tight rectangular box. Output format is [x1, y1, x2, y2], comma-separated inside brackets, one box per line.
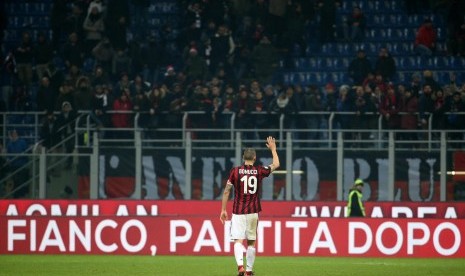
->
[2, 111, 465, 151]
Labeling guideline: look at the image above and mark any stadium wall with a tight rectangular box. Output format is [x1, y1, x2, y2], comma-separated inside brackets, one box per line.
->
[1, 200, 464, 257]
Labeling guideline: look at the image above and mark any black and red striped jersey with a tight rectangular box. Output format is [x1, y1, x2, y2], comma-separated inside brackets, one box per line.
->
[227, 164, 271, 214]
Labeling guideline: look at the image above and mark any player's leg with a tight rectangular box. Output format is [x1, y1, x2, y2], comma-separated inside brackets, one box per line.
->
[234, 240, 246, 276]
[245, 213, 259, 275]
[231, 214, 247, 275]
[245, 240, 256, 276]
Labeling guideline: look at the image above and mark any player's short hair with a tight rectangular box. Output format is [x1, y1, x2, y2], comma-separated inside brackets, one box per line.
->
[243, 148, 256, 161]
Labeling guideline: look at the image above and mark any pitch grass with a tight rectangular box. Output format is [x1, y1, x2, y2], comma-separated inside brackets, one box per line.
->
[1, 255, 464, 276]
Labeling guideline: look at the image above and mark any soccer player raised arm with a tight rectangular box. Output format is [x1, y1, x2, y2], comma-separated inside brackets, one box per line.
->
[266, 136, 280, 173]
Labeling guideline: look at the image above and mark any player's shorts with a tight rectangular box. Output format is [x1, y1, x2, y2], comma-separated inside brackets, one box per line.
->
[230, 213, 258, 241]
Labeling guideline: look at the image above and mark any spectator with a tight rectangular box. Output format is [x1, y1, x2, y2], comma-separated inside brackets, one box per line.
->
[51, 0, 68, 50]
[184, 47, 209, 83]
[162, 65, 177, 89]
[36, 76, 55, 113]
[189, 85, 214, 139]
[66, 65, 83, 89]
[56, 101, 77, 169]
[183, 2, 203, 45]
[210, 85, 225, 132]
[62, 32, 85, 69]
[352, 85, 376, 144]
[422, 70, 440, 92]
[15, 32, 34, 88]
[105, 0, 129, 50]
[444, 92, 465, 144]
[409, 72, 422, 97]
[269, 89, 298, 130]
[129, 75, 150, 98]
[46, 63, 65, 100]
[268, 0, 288, 44]
[6, 130, 29, 198]
[375, 47, 397, 82]
[322, 82, 338, 112]
[10, 86, 33, 112]
[92, 38, 114, 75]
[114, 72, 131, 96]
[445, 0, 465, 56]
[414, 18, 437, 56]
[90, 65, 110, 87]
[83, 6, 105, 56]
[146, 86, 166, 136]
[40, 111, 60, 174]
[163, 83, 187, 142]
[252, 90, 269, 140]
[92, 84, 111, 132]
[132, 91, 151, 128]
[112, 91, 133, 138]
[318, 0, 338, 43]
[88, 0, 105, 14]
[210, 25, 235, 74]
[399, 88, 418, 145]
[250, 0, 270, 32]
[379, 84, 401, 131]
[234, 87, 254, 141]
[55, 81, 75, 111]
[232, 41, 253, 81]
[262, 84, 277, 111]
[336, 85, 353, 135]
[433, 88, 447, 130]
[140, 36, 163, 85]
[284, 1, 307, 56]
[343, 6, 366, 42]
[418, 84, 435, 139]
[112, 49, 132, 78]
[74, 76, 93, 111]
[222, 84, 237, 113]
[251, 36, 279, 84]
[34, 32, 54, 81]
[303, 85, 324, 145]
[65, 3, 85, 40]
[348, 49, 372, 85]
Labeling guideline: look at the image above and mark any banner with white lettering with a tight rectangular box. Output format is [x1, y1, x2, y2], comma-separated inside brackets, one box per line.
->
[78, 149, 454, 201]
[1, 200, 465, 257]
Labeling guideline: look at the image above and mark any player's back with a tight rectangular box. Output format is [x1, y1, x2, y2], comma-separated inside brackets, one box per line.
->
[228, 164, 271, 214]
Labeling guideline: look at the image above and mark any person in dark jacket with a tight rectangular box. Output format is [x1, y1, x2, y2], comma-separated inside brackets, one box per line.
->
[375, 47, 396, 82]
[347, 179, 366, 217]
[400, 89, 418, 145]
[34, 32, 54, 81]
[348, 49, 372, 85]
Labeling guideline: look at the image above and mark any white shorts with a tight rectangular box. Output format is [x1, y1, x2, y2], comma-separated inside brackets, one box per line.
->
[230, 213, 259, 241]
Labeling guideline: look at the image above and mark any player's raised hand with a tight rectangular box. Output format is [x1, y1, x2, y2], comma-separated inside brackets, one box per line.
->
[266, 136, 276, 151]
[220, 210, 228, 224]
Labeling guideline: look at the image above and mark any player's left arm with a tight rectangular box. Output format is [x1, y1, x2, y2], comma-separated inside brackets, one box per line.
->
[220, 181, 232, 224]
[266, 136, 280, 173]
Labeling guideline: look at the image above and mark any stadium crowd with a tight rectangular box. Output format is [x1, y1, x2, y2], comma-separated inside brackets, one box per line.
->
[0, 0, 464, 148]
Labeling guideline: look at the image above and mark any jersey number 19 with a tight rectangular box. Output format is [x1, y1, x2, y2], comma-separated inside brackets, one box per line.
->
[241, 175, 257, 194]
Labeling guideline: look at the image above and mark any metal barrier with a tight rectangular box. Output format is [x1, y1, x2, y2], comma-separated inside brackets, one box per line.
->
[1, 111, 464, 201]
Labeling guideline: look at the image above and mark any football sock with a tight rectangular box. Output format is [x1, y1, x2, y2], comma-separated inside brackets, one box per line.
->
[246, 246, 256, 272]
[234, 242, 244, 266]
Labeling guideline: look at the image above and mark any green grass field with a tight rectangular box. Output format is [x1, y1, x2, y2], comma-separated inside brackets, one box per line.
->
[1, 255, 464, 276]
